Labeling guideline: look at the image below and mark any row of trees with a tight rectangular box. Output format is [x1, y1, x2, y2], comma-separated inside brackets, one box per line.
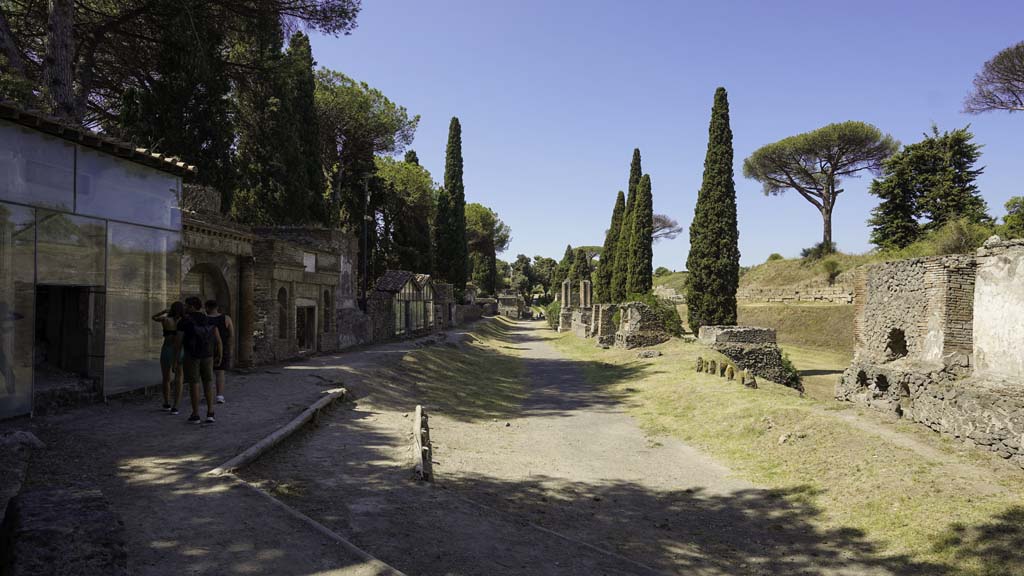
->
[592, 149, 654, 303]
[0, 1, 510, 301]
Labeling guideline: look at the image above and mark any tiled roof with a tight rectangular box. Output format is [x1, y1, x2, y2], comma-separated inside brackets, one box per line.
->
[0, 99, 196, 176]
[374, 270, 415, 293]
[414, 273, 431, 286]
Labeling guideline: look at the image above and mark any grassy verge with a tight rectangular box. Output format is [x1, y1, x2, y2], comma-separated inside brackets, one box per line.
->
[366, 317, 528, 421]
[737, 302, 855, 355]
[548, 331, 1024, 575]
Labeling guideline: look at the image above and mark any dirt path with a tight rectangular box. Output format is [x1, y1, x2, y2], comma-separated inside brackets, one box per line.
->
[243, 320, 927, 575]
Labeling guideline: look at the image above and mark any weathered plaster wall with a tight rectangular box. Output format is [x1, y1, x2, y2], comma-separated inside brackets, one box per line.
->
[973, 239, 1024, 380]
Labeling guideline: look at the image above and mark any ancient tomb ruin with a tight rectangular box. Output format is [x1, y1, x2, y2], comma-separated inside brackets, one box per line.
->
[556, 280, 669, 349]
[698, 326, 799, 391]
[837, 238, 1024, 466]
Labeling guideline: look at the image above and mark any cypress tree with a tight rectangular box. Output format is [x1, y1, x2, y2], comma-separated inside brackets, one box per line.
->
[435, 117, 469, 298]
[626, 174, 654, 295]
[595, 191, 625, 303]
[686, 87, 740, 334]
[610, 149, 642, 302]
[569, 248, 591, 281]
[551, 244, 573, 296]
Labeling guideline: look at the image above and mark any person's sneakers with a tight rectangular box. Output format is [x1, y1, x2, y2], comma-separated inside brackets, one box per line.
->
[170, 407, 180, 415]
[205, 414, 216, 424]
[187, 414, 201, 424]
[215, 395, 225, 404]
[161, 404, 172, 412]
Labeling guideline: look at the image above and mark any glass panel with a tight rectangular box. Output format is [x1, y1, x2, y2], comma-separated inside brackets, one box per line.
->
[35, 210, 106, 286]
[76, 146, 181, 230]
[0, 202, 35, 418]
[0, 121, 74, 210]
[104, 223, 181, 395]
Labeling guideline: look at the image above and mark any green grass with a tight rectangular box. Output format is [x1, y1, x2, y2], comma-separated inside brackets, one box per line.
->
[548, 331, 1024, 575]
[364, 317, 528, 421]
[739, 252, 876, 289]
[737, 302, 856, 354]
[653, 271, 688, 292]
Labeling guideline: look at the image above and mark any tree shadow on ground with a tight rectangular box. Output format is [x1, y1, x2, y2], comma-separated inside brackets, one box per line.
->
[931, 506, 1024, 576]
[243, 403, 955, 576]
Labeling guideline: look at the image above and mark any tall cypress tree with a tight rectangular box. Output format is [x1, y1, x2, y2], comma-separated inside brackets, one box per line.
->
[686, 87, 740, 334]
[569, 248, 592, 281]
[595, 191, 625, 303]
[435, 117, 469, 298]
[610, 149, 642, 302]
[626, 174, 653, 295]
[551, 244, 573, 296]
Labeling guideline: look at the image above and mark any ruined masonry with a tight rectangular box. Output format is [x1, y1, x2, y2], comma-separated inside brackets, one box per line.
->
[837, 238, 1024, 467]
[698, 326, 798, 391]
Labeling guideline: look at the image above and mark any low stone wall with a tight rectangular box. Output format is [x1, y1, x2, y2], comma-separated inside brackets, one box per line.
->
[614, 302, 670, 349]
[699, 325, 798, 391]
[455, 304, 482, 324]
[571, 307, 593, 338]
[837, 360, 1024, 468]
[558, 306, 574, 333]
[737, 286, 854, 304]
[593, 304, 618, 346]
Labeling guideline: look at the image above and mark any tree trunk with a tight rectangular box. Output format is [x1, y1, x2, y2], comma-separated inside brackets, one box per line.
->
[821, 206, 833, 251]
[44, 0, 76, 120]
[0, 9, 26, 76]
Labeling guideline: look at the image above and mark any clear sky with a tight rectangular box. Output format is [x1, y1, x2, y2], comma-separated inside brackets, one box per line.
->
[310, 0, 1023, 268]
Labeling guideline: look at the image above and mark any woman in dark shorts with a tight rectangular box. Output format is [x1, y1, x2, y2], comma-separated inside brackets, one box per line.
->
[153, 301, 185, 412]
[205, 300, 233, 404]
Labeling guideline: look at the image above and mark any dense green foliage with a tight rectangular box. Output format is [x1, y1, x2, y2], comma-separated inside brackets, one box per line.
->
[800, 241, 838, 261]
[232, 31, 328, 226]
[686, 88, 740, 334]
[964, 41, 1024, 114]
[1003, 197, 1024, 239]
[869, 126, 990, 250]
[551, 244, 573, 294]
[118, 4, 235, 208]
[611, 150, 642, 302]
[766, 253, 784, 262]
[545, 300, 561, 330]
[569, 248, 593, 282]
[435, 117, 469, 298]
[743, 120, 898, 250]
[625, 174, 653, 295]
[466, 203, 511, 295]
[531, 256, 559, 299]
[595, 191, 625, 303]
[654, 266, 671, 277]
[375, 156, 436, 273]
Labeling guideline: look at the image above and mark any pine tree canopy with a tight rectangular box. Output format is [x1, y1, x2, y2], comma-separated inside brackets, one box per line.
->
[686, 87, 740, 334]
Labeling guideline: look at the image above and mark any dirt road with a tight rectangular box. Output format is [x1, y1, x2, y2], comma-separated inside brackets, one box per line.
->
[243, 320, 919, 575]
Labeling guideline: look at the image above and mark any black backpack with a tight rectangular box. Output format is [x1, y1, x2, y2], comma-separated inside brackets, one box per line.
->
[186, 313, 215, 359]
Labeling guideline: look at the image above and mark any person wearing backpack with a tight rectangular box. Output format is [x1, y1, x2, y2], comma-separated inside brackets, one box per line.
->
[174, 297, 223, 424]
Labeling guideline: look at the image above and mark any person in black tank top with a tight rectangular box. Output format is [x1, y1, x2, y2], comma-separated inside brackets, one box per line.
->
[205, 300, 234, 404]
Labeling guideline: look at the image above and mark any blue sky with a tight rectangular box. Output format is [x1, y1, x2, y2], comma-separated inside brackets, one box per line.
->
[310, 0, 1023, 268]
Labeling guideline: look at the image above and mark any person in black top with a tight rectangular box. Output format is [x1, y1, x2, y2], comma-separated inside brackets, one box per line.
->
[174, 297, 222, 424]
[152, 301, 185, 413]
[205, 300, 234, 404]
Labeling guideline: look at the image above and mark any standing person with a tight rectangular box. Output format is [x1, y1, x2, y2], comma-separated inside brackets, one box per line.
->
[174, 297, 222, 424]
[204, 300, 233, 404]
[153, 302, 185, 413]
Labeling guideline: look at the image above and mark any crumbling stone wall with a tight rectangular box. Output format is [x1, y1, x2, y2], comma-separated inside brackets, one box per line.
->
[698, 326, 797, 390]
[571, 306, 593, 338]
[614, 302, 669, 349]
[593, 304, 618, 346]
[838, 243, 1024, 468]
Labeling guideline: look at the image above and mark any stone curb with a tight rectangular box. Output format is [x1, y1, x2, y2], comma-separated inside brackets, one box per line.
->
[206, 387, 348, 477]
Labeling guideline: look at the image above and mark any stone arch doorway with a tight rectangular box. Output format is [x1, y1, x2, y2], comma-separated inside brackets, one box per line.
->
[182, 263, 231, 314]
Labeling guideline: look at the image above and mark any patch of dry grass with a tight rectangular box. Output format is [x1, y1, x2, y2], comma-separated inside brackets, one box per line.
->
[548, 331, 1024, 575]
[738, 302, 856, 355]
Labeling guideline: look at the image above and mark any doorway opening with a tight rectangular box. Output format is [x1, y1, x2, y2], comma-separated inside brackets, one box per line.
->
[296, 305, 317, 352]
[34, 285, 102, 411]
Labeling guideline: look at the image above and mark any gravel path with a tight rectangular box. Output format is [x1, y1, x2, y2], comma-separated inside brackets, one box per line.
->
[243, 320, 931, 575]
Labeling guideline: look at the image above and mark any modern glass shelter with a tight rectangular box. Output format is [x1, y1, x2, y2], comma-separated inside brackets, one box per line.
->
[0, 111, 190, 419]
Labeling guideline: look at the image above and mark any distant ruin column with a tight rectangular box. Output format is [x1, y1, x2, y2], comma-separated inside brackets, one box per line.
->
[580, 280, 592, 308]
[237, 256, 255, 368]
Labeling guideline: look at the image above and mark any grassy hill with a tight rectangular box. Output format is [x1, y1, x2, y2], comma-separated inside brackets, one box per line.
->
[653, 271, 688, 292]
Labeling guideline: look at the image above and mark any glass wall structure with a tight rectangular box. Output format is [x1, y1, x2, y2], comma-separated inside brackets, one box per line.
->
[0, 119, 183, 418]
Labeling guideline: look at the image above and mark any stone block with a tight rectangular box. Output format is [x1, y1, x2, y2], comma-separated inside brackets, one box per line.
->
[613, 302, 670, 349]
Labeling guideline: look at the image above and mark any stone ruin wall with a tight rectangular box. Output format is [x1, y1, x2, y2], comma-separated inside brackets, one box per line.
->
[736, 286, 854, 304]
[614, 302, 670, 349]
[571, 307, 593, 339]
[698, 326, 798, 390]
[593, 304, 618, 346]
[838, 241, 1024, 468]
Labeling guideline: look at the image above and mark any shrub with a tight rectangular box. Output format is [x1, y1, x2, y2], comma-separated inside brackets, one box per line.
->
[780, 352, 803, 392]
[625, 292, 683, 336]
[654, 266, 672, 277]
[800, 241, 837, 261]
[890, 218, 995, 259]
[545, 300, 561, 330]
[821, 259, 841, 285]
[766, 253, 784, 262]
